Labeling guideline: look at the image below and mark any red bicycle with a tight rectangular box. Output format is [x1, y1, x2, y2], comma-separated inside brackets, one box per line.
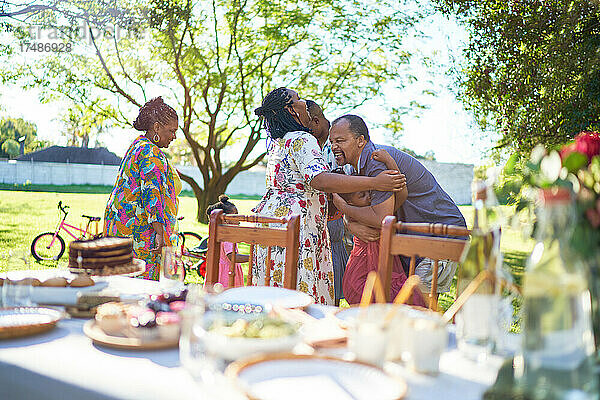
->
[177, 217, 208, 278]
[31, 201, 101, 261]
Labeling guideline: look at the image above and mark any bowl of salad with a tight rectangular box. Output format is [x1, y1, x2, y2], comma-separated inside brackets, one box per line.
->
[202, 315, 300, 361]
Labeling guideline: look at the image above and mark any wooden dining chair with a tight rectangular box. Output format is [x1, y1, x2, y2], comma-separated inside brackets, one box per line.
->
[204, 209, 301, 290]
[377, 216, 471, 311]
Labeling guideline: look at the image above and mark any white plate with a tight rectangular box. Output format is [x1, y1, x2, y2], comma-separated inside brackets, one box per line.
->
[335, 304, 428, 323]
[213, 286, 313, 309]
[31, 281, 109, 305]
[227, 355, 407, 400]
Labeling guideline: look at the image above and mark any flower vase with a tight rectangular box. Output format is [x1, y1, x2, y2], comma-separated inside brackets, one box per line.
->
[585, 257, 600, 363]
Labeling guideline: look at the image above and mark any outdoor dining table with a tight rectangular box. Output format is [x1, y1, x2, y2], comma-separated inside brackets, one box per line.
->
[0, 270, 507, 400]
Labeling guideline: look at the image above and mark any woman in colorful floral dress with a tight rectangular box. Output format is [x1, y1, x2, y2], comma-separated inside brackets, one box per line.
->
[104, 97, 181, 280]
[253, 88, 405, 305]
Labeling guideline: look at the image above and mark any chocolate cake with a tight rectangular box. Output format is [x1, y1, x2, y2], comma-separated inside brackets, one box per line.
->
[69, 237, 135, 274]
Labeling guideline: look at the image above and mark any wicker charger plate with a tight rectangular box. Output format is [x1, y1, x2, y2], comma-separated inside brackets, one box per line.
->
[69, 258, 145, 277]
[0, 307, 64, 340]
[83, 320, 179, 350]
[226, 353, 407, 400]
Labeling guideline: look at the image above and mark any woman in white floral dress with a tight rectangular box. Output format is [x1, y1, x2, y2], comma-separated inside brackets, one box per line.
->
[253, 88, 405, 305]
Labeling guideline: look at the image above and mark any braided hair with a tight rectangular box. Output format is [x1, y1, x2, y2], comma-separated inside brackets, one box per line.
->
[133, 96, 178, 132]
[206, 195, 237, 216]
[254, 87, 310, 139]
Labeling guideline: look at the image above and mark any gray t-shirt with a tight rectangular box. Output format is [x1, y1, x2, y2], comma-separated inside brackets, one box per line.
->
[354, 141, 466, 228]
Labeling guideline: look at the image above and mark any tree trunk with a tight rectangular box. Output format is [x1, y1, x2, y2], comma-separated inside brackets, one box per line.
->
[178, 170, 232, 224]
[195, 190, 216, 224]
[196, 180, 233, 224]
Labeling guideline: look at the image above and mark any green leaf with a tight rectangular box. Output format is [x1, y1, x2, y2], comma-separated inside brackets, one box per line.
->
[515, 199, 529, 212]
[504, 153, 519, 175]
[563, 151, 588, 173]
[525, 161, 541, 173]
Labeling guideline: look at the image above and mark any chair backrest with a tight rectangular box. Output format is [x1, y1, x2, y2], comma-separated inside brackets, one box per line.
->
[205, 209, 301, 289]
[377, 216, 470, 310]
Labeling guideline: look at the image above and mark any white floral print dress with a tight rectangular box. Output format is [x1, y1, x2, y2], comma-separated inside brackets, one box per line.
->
[253, 131, 334, 305]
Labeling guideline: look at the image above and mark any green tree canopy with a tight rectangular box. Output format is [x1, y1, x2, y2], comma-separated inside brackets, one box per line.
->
[434, 0, 600, 153]
[62, 101, 111, 148]
[1, 139, 19, 157]
[1, 0, 428, 222]
[0, 117, 43, 158]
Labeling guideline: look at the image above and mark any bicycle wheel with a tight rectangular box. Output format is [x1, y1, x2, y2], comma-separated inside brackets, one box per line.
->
[179, 231, 203, 250]
[31, 232, 66, 261]
[179, 231, 204, 273]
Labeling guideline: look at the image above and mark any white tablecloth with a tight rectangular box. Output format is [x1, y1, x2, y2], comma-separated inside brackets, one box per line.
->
[0, 270, 506, 400]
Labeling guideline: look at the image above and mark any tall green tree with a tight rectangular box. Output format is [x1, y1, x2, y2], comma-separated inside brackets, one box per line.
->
[434, 0, 600, 152]
[2, 0, 427, 222]
[1, 139, 19, 157]
[62, 101, 111, 148]
[0, 117, 43, 158]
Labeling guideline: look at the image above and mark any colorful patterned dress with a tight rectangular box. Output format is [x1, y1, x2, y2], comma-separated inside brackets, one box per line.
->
[253, 131, 335, 305]
[323, 139, 350, 304]
[103, 135, 181, 280]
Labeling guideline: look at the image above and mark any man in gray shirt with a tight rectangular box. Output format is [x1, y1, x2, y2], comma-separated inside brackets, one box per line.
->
[329, 114, 466, 292]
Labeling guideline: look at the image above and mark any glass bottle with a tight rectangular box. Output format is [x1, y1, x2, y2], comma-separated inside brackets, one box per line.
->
[456, 180, 502, 360]
[515, 188, 598, 400]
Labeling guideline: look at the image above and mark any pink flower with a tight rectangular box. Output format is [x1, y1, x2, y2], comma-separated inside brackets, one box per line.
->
[560, 142, 578, 160]
[561, 131, 600, 164]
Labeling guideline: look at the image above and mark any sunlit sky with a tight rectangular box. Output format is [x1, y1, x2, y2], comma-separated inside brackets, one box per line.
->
[0, 8, 501, 166]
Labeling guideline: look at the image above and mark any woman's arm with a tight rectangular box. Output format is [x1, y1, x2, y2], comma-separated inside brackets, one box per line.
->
[150, 222, 165, 253]
[289, 133, 405, 194]
[310, 170, 406, 193]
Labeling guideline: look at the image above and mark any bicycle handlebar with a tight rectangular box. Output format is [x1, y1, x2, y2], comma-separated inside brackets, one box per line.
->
[57, 201, 69, 215]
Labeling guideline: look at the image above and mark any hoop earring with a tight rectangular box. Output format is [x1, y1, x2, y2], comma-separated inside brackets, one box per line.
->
[153, 134, 160, 143]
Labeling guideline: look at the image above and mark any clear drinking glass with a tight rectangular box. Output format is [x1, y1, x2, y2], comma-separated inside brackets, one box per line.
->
[455, 293, 496, 361]
[403, 312, 447, 374]
[161, 247, 185, 290]
[179, 285, 223, 383]
[2, 280, 33, 307]
[348, 305, 389, 367]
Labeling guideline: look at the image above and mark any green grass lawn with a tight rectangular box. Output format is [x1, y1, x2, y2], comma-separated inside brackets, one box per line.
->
[0, 190, 260, 273]
[0, 190, 533, 322]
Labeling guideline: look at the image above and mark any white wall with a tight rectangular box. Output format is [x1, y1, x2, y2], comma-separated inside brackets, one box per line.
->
[0, 160, 267, 196]
[0, 159, 473, 204]
[421, 160, 474, 205]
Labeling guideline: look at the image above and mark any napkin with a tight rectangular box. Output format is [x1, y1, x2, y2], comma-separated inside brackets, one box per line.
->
[301, 317, 348, 348]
